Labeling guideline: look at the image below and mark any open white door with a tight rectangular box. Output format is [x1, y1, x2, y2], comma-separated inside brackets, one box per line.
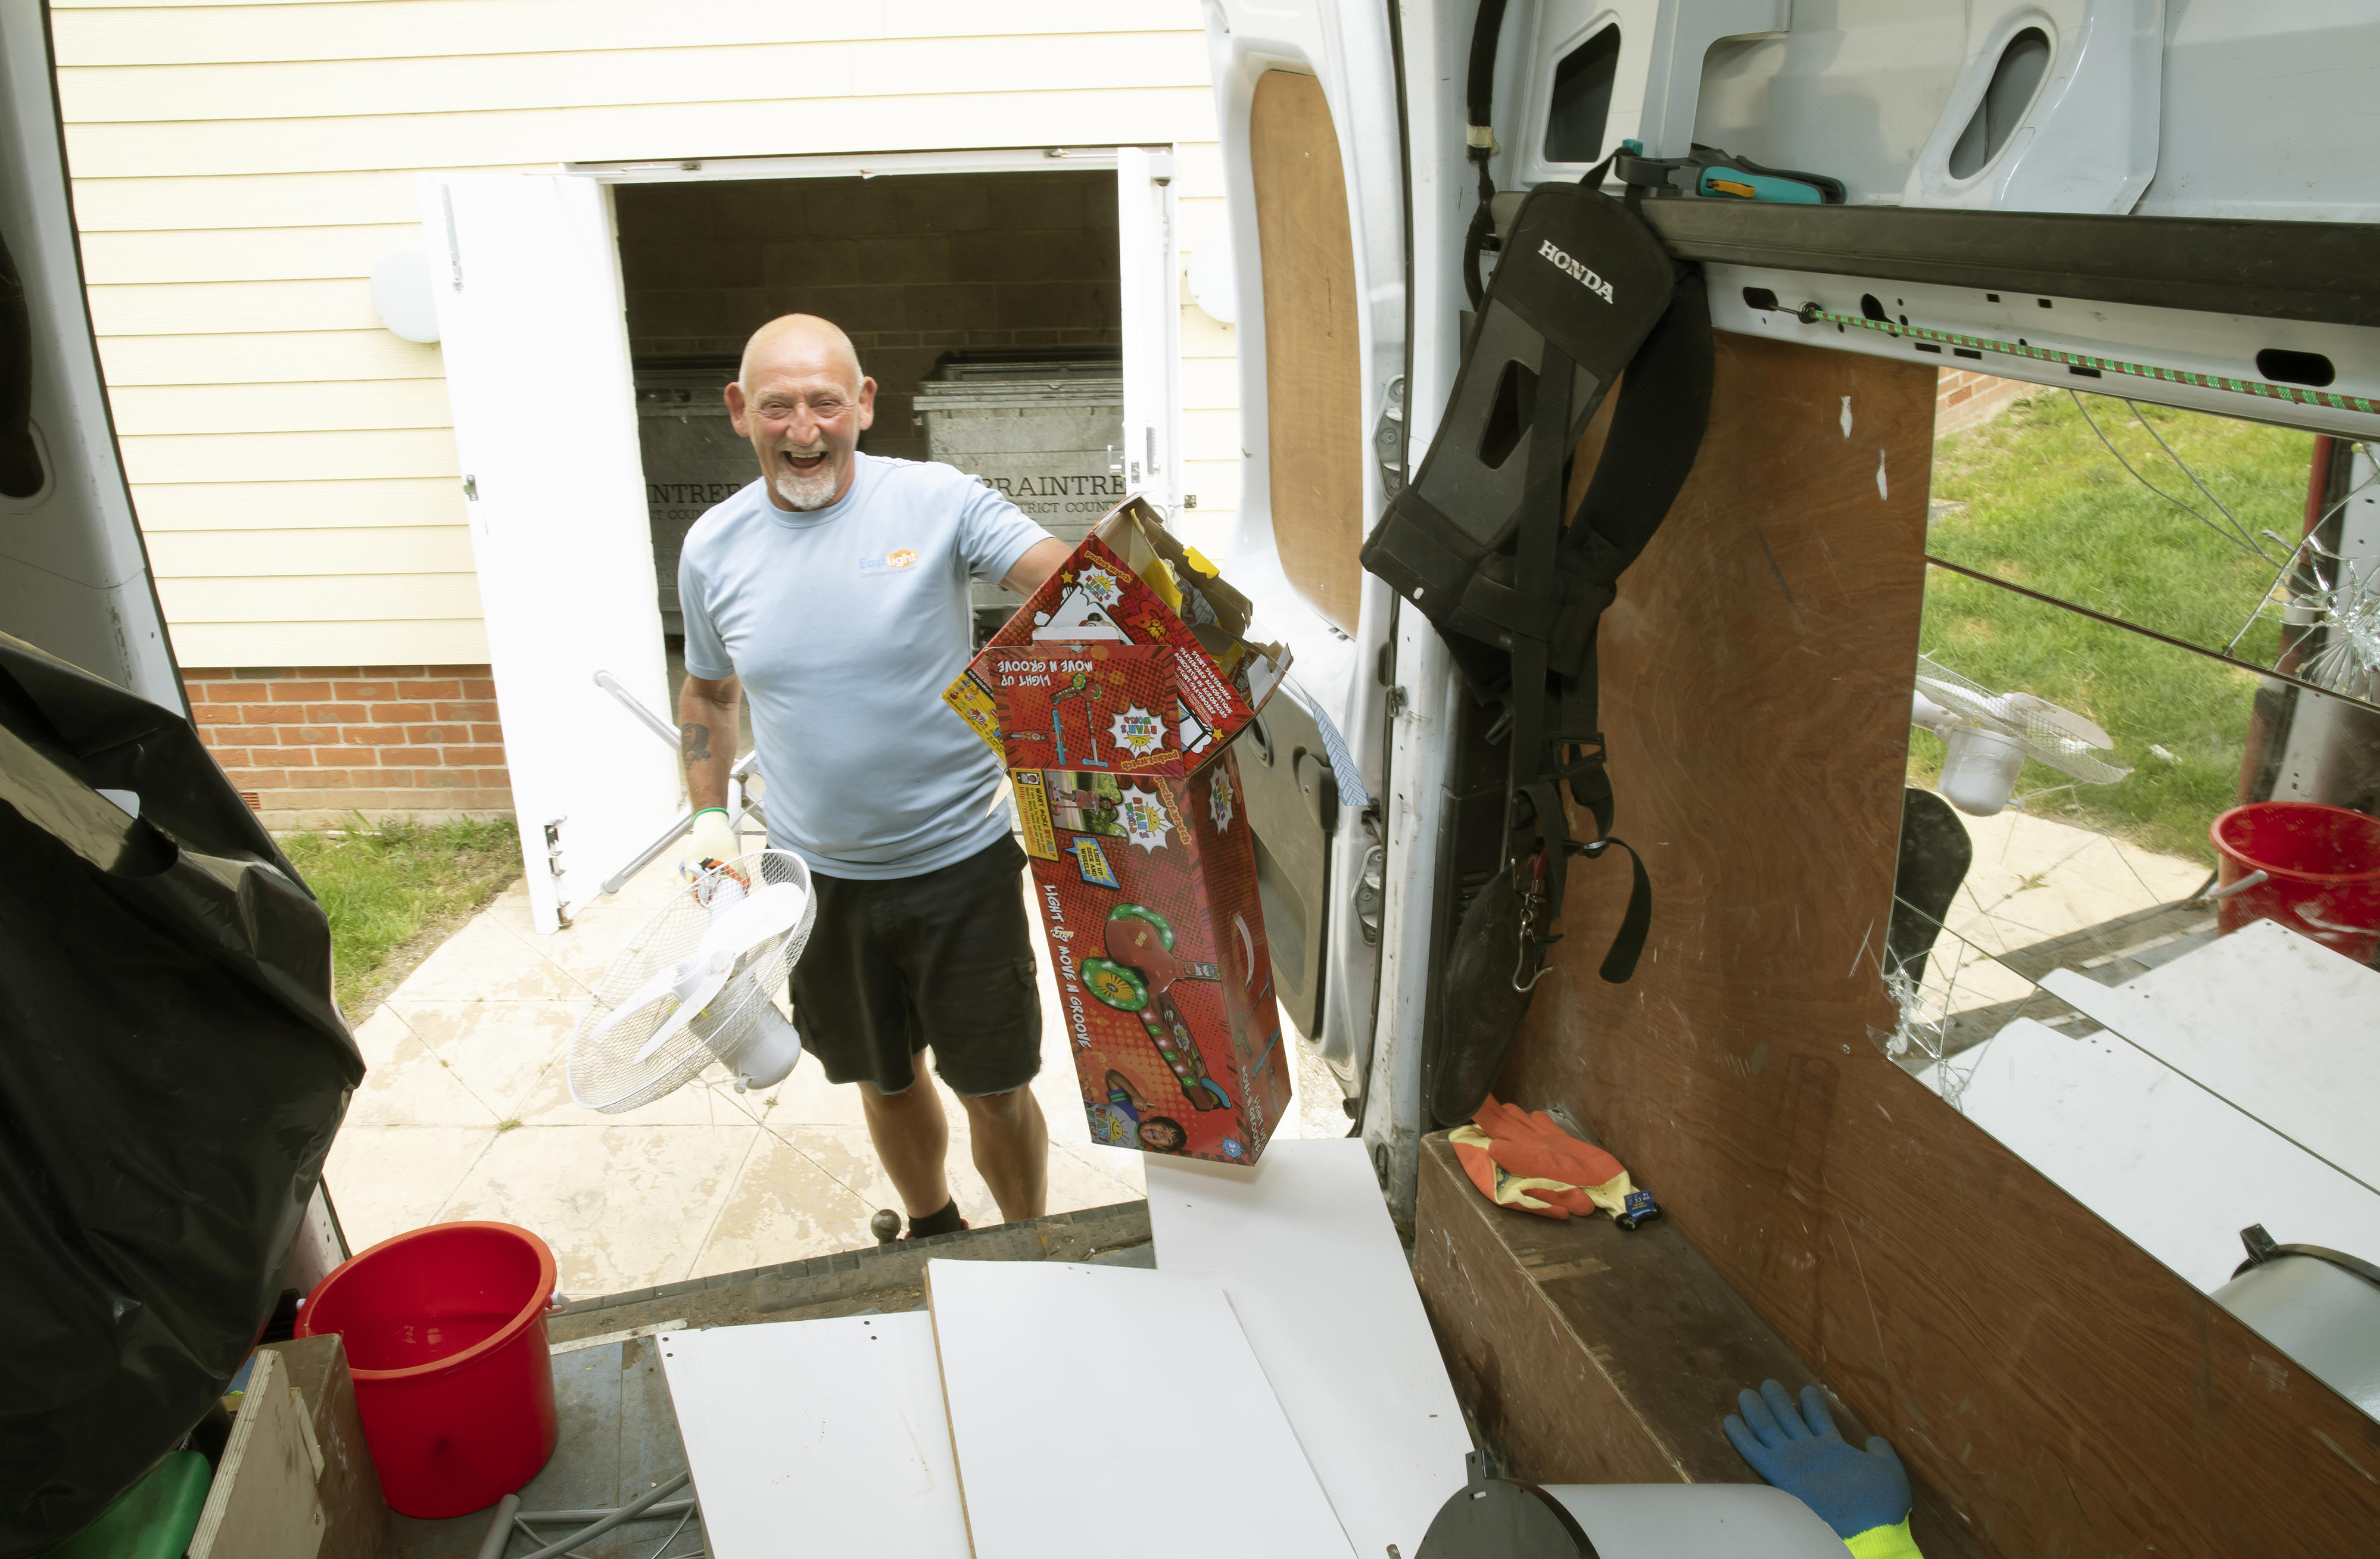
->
[422, 173, 678, 933]
[1116, 148, 1184, 513]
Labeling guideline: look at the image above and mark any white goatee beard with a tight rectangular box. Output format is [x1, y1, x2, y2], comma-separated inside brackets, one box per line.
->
[772, 453, 840, 511]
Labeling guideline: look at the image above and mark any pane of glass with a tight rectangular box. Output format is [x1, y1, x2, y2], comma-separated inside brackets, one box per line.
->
[1890, 415, 2380, 1422]
[1927, 391, 2379, 712]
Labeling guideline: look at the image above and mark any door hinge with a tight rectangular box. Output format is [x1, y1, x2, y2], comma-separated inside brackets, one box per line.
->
[1385, 685, 1409, 718]
[1373, 375, 1407, 497]
[542, 816, 572, 927]
[1354, 843, 1385, 947]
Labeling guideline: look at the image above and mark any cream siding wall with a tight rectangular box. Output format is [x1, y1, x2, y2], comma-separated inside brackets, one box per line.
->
[53, 1, 1243, 668]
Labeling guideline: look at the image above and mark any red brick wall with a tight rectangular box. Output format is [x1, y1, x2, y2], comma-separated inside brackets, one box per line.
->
[1935, 367, 2028, 436]
[183, 664, 514, 830]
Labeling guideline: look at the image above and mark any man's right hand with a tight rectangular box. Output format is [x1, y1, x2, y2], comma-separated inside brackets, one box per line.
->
[680, 807, 743, 881]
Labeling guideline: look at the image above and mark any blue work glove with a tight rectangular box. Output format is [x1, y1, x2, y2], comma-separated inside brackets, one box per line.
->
[1724, 1380, 1920, 1558]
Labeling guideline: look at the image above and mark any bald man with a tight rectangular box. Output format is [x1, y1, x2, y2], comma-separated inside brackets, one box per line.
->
[675, 315, 1070, 1237]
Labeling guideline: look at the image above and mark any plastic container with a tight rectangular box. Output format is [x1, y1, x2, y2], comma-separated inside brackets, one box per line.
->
[2209, 802, 2380, 964]
[48, 1450, 212, 1559]
[295, 1221, 560, 1518]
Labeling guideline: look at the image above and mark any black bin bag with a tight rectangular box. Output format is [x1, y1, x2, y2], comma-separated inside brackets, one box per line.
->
[0, 631, 360, 1555]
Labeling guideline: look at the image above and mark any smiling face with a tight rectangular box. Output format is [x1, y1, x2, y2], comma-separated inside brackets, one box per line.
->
[725, 316, 876, 512]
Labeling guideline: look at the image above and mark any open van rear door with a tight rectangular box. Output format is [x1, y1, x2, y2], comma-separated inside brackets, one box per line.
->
[1203, 2, 1422, 1178]
[423, 174, 679, 933]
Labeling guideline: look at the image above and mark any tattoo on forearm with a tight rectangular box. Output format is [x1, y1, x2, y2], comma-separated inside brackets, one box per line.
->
[680, 721, 712, 762]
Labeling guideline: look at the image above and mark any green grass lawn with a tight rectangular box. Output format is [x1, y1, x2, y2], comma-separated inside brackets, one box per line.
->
[1917, 391, 2313, 862]
[279, 817, 522, 1015]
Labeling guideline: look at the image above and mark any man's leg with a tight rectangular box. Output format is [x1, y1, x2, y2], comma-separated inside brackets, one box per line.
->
[957, 1081, 1048, 1223]
[858, 1049, 952, 1221]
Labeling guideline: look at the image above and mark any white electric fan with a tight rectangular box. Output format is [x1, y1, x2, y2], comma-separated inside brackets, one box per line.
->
[568, 850, 815, 1112]
[1910, 654, 2131, 816]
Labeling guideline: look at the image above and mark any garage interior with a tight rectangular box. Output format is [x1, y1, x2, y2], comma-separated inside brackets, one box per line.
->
[610, 170, 1127, 640]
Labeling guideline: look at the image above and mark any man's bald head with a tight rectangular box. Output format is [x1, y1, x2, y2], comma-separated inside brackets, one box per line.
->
[725, 313, 877, 512]
[739, 314, 864, 397]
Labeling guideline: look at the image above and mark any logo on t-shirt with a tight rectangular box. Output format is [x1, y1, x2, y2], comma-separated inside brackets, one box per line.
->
[858, 548, 920, 575]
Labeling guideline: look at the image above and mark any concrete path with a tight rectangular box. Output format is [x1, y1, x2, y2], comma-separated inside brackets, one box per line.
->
[325, 850, 1348, 1299]
[1908, 805, 2208, 1018]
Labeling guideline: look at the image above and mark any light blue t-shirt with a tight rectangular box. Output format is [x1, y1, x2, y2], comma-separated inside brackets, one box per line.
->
[678, 453, 1048, 880]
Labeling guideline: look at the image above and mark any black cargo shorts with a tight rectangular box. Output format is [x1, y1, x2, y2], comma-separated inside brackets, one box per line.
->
[787, 835, 1043, 1097]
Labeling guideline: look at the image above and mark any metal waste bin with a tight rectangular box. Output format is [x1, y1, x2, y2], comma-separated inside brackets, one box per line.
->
[914, 357, 1124, 627]
[634, 363, 749, 635]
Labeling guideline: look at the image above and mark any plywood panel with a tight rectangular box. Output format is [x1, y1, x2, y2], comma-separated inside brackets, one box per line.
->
[62, 89, 1220, 179]
[260, 1334, 388, 1559]
[108, 381, 453, 435]
[132, 477, 463, 531]
[60, 34, 1207, 122]
[99, 330, 445, 385]
[188, 1349, 326, 1559]
[1412, 1134, 1988, 1559]
[1250, 70, 1364, 633]
[1496, 330, 2380, 1557]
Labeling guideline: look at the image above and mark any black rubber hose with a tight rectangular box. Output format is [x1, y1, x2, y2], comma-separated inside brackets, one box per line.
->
[1465, 0, 1509, 133]
[1461, 0, 1510, 310]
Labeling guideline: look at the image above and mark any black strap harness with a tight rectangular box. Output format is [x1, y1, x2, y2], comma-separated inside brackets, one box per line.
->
[1361, 164, 1712, 1120]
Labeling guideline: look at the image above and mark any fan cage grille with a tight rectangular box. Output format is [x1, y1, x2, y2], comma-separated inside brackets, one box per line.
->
[568, 850, 815, 1113]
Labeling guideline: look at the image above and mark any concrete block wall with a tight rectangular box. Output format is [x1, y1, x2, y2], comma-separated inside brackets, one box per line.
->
[616, 170, 1123, 464]
[1936, 367, 2029, 436]
[183, 665, 514, 831]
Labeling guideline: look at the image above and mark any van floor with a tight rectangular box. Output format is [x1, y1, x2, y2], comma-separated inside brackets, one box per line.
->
[389, 1202, 1153, 1558]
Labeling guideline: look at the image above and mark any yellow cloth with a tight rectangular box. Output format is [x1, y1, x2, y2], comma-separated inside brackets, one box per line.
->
[1843, 1518, 1923, 1559]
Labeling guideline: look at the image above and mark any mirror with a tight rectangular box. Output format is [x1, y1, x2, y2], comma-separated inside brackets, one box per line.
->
[1890, 391, 2380, 1421]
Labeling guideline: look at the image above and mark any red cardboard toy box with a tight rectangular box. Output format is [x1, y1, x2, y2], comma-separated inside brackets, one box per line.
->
[943, 498, 1295, 1164]
[943, 498, 1288, 772]
[1011, 753, 1289, 1163]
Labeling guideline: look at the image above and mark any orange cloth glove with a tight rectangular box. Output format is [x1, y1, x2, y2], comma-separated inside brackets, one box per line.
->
[1450, 1095, 1655, 1225]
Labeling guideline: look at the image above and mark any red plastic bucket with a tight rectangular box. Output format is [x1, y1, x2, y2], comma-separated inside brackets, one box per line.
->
[2209, 802, 2380, 964]
[295, 1221, 560, 1517]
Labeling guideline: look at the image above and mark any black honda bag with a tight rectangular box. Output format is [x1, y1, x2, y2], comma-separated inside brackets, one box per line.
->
[1363, 176, 1712, 1124]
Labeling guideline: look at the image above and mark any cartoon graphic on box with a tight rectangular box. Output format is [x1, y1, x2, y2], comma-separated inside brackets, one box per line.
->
[946, 497, 1296, 1164]
[1045, 770, 1123, 835]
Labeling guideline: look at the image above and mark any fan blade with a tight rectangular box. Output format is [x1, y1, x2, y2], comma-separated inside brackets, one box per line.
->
[588, 958, 697, 1045]
[2001, 693, 2116, 749]
[631, 966, 734, 1064]
[697, 880, 808, 968]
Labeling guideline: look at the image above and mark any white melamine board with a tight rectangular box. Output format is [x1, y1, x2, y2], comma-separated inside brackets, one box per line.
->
[924, 1260, 1356, 1559]
[658, 1317, 970, 1559]
[2041, 919, 2380, 1194]
[1145, 1138, 1472, 1559]
[1924, 1018, 2380, 1292]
